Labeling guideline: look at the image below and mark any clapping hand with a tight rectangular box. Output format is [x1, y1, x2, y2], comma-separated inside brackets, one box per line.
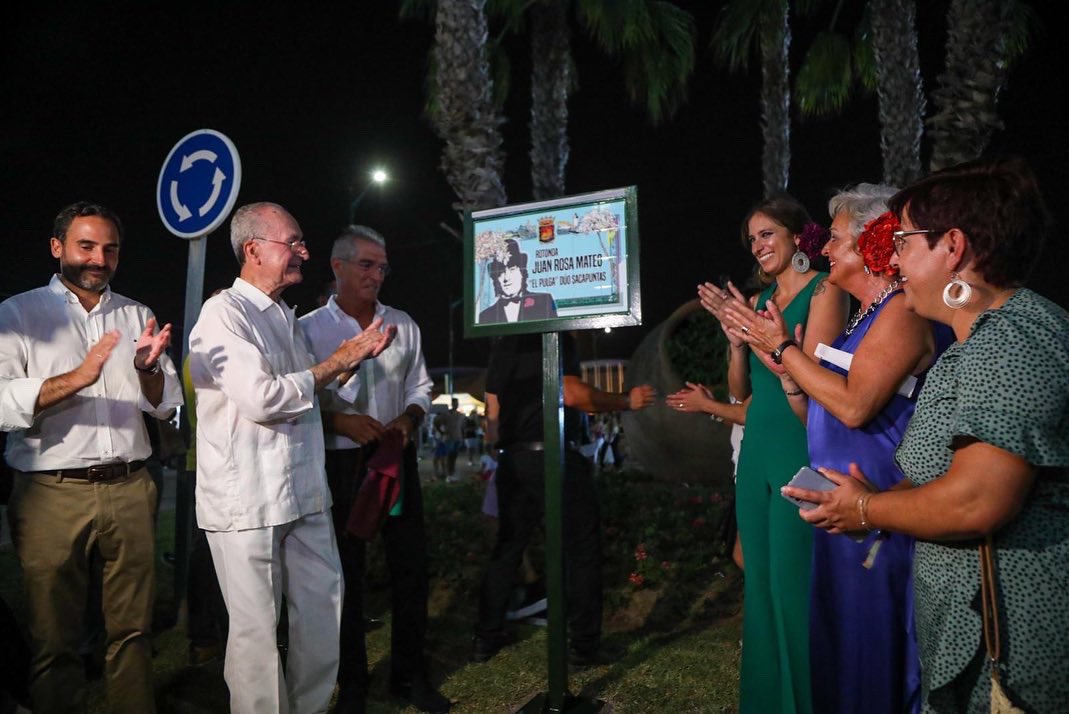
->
[134, 318, 173, 372]
[698, 281, 749, 347]
[629, 384, 657, 410]
[665, 382, 714, 413]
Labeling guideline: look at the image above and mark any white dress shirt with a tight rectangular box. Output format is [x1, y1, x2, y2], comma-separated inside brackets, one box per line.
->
[188, 278, 331, 532]
[300, 296, 432, 450]
[0, 275, 182, 471]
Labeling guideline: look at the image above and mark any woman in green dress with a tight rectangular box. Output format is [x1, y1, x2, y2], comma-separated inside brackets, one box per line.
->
[699, 195, 847, 713]
[783, 157, 1069, 712]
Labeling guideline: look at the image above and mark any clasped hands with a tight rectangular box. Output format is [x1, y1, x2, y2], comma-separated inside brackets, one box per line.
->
[334, 412, 417, 447]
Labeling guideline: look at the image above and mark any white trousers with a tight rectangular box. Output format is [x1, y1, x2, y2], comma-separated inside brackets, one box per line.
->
[207, 511, 343, 714]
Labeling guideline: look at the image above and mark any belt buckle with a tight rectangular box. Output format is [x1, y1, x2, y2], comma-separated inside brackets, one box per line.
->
[86, 464, 122, 482]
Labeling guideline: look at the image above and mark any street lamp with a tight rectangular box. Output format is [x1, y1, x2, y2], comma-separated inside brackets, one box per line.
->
[349, 167, 388, 223]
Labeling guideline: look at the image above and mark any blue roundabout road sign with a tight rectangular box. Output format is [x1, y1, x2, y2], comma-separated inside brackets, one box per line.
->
[156, 129, 241, 238]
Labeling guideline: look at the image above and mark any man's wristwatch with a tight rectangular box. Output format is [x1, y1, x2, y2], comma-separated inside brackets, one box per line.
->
[771, 339, 799, 365]
[134, 360, 160, 375]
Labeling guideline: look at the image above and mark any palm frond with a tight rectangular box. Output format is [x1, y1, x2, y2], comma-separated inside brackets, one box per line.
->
[710, 0, 762, 72]
[399, 0, 436, 22]
[852, 8, 876, 94]
[794, 30, 853, 117]
[999, 0, 1040, 64]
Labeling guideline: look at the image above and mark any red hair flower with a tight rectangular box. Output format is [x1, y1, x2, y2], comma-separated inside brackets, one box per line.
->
[857, 211, 900, 277]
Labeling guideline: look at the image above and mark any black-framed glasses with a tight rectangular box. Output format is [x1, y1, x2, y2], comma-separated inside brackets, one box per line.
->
[254, 237, 308, 252]
[891, 228, 936, 255]
[341, 258, 391, 276]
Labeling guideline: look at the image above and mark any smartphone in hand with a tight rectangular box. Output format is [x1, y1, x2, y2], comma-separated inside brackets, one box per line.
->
[782, 466, 836, 511]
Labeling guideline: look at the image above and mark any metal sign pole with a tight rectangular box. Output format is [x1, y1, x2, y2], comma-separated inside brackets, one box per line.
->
[542, 331, 567, 709]
[173, 236, 206, 611]
[519, 332, 599, 714]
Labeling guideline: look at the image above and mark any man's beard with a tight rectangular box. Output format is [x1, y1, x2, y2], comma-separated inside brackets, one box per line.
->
[61, 262, 112, 292]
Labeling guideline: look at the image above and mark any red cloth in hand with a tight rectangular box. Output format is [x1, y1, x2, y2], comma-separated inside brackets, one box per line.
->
[346, 429, 404, 541]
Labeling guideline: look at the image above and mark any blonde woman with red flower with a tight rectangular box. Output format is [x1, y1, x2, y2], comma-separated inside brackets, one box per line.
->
[725, 184, 952, 714]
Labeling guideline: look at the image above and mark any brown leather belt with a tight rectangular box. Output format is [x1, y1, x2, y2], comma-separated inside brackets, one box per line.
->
[40, 461, 146, 482]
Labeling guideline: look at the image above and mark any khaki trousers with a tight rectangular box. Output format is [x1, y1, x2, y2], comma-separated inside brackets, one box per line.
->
[8, 468, 157, 714]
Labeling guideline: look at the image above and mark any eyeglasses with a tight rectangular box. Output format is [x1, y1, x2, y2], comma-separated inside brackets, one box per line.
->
[254, 237, 308, 252]
[340, 258, 391, 276]
[891, 228, 936, 255]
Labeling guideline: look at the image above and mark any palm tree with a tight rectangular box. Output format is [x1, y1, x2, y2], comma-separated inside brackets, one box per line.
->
[529, 1, 696, 199]
[926, 0, 1036, 171]
[529, 0, 573, 200]
[868, 0, 925, 184]
[792, 0, 925, 186]
[426, 0, 509, 212]
[405, 0, 696, 203]
[711, 0, 792, 198]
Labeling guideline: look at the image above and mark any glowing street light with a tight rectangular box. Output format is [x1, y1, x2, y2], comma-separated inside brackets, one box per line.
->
[349, 166, 389, 222]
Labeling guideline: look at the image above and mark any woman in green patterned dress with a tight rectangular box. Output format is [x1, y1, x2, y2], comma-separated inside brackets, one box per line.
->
[783, 157, 1069, 712]
[699, 195, 848, 713]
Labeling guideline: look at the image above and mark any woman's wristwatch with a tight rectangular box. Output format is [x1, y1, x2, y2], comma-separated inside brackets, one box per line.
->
[771, 339, 799, 365]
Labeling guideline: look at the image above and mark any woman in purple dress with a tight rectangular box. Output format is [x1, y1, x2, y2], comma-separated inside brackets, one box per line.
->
[726, 184, 950, 713]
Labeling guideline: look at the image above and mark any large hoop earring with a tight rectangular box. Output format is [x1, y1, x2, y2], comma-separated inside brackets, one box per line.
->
[942, 273, 972, 309]
[791, 250, 810, 273]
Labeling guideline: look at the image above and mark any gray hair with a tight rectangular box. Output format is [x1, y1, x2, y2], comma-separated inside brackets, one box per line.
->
[331, 224, 386, 261]
[230, 202, 287, 265]
[828, 183, 899, 239]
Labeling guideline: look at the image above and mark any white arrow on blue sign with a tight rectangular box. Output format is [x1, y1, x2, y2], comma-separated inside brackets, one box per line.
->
[156, 129, 242, 239]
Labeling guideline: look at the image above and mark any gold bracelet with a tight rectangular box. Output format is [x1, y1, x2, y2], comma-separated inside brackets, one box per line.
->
[857, 493, 873, 530]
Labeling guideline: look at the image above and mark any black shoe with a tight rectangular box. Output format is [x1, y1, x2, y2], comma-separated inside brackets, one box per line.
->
[333, 686, 366, 714]
[470, 630, 512, 663]
[389, 676, 451, 713]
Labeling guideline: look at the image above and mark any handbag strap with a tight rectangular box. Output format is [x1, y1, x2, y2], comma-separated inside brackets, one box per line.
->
[979, 535, 1002, 679]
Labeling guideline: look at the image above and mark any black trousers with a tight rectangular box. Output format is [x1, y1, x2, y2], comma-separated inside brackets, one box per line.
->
[326, 443, 429, 693]
[476, 449, 602, 651]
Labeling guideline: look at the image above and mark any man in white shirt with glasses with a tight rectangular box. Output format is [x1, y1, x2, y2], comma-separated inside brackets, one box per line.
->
[188, 203, 395, 713]
[301, 225, 449, 713]
[0, 201, 182, 713]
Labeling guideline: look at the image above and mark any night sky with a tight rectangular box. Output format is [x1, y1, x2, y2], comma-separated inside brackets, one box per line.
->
[3, 2, 1067, 373]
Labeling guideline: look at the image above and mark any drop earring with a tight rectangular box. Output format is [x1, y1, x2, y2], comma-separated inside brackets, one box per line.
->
[791, 250, 810, 273]
[942, 273, 972, 309]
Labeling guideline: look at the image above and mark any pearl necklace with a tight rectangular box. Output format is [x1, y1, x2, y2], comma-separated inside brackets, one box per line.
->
[845, 280, 901, 335]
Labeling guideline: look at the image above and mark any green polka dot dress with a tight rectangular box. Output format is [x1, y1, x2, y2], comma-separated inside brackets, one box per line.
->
[896, 288, 1069, 712]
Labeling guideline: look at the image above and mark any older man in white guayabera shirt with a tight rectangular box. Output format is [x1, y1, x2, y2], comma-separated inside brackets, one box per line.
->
[188, 202, 395, 713]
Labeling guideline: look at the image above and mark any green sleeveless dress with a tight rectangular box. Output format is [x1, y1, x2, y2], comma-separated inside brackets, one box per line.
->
[736, 273, 824, 714]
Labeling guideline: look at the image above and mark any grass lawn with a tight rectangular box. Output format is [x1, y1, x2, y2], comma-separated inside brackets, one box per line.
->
[0, 469, 742, 712]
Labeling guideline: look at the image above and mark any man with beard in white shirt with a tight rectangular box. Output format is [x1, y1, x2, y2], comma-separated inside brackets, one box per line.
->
[0, 201, 181, 713]
[188, 203, 395, 713]
[300, 225, 449, 714]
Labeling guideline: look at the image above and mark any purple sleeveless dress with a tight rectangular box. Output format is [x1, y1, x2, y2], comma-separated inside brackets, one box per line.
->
[806, 292, 949, 714]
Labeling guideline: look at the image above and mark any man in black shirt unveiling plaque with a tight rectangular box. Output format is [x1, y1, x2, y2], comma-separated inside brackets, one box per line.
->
[472, 333, 654, 666]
